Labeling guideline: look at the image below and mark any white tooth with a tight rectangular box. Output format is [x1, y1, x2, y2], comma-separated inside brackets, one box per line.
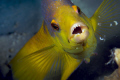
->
[73, 28, 74, 31]
[74, 26, 76, 28]
[77, 33, 80, 34]
[82, 29, 84, 32]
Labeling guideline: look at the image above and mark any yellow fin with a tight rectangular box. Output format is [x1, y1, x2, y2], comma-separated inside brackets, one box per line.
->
[10, 44, 82, 80]
[10, 44, 56, 80]
[90, 0, 120, 39]
[61, 55, 82, 80]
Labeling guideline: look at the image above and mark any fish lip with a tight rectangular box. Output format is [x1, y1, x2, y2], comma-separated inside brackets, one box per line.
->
[68, 22, 89, 43]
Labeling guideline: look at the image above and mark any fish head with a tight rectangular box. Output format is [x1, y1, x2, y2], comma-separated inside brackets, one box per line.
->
[41, 0, 97, 59]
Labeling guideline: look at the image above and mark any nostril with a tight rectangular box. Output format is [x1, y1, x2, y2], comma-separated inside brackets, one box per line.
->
[72, 27, 82, 34]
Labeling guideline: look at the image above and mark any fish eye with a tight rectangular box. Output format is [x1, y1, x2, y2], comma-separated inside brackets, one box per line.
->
[77, 6, 81, 14]
[72, 5, 81, 14]
[51, 19, 59, 31]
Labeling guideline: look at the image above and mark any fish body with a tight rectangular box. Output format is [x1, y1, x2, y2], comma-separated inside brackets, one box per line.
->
[10, 0, 120, 80]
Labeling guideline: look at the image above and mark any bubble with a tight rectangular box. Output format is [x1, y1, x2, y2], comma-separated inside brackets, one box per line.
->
[99, 37, 104, 40]
[98, 16, 101, 18]
[110, 23, 112, 27]
[98, 23, 102, 26]
[113, 21, 118, 26]
[99, 35, 106, 41]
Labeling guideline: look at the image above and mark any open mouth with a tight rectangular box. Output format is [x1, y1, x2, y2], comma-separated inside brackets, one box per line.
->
[71, 22, 86, 35]
[69, 22, 89, 43]
[72, 26, 82, 34]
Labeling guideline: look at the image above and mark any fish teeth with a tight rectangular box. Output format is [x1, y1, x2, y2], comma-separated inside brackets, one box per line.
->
[82, 29, 85, 32]
[73, 28, 74, 31]
[71, 23, 82, 35]
[73, 25, 76, 31]
[74, 25, 77, 28]
[72, 24, 81, 31]
[76, 24, 77, 27]
[73, 26, 76, 29]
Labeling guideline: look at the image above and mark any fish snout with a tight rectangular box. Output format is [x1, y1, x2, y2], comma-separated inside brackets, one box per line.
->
[69, 22, 89, 43]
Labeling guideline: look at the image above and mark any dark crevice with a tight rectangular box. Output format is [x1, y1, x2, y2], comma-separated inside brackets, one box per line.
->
[72, 27, 82, 34]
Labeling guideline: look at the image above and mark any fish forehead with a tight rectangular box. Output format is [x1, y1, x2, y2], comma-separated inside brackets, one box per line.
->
[41, 0, 73, 26]
[41, 0, 73, 10]
[54, 6, 80, 30]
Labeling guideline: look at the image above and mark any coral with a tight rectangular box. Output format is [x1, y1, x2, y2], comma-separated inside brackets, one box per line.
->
[104, 48, 120, 80]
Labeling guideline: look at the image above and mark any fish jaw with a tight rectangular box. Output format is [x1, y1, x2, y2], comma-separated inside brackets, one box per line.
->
[69, 22, 89, 43]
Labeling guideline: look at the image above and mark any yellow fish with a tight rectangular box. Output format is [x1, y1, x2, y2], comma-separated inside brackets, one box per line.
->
[10, 0, 120, 80]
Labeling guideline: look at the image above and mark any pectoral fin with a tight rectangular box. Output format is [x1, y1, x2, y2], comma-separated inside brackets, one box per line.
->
[10, 44, 57, 80]
[90, 0, 120, 39]
[10, 44, 82, 80]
